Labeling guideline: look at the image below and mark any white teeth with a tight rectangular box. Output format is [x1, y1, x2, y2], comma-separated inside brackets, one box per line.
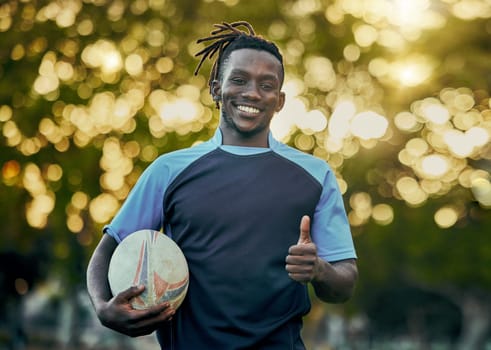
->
[237, 105, 260, 114]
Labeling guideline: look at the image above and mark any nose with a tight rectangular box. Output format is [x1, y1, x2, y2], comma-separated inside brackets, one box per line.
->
[241, 81, 261, 100]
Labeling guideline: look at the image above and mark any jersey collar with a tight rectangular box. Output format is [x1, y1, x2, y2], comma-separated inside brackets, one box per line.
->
[210, 128, 280, 154]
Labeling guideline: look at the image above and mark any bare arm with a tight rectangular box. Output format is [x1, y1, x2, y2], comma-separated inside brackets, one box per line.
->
[86, 234, 175, 337]
[87, 234, 118, 310]
[285, 216, 358, 303]
[310, 258, 358, 303]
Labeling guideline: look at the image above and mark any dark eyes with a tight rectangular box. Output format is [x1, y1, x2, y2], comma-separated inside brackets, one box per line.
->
[230, 77, 246, 84]
[261, 83, 274, 90]
[229, 77, 275, 90]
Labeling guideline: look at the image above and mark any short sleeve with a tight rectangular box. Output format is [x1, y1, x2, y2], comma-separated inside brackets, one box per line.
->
[103, 159, 169, 243]
[311, 169, 357, 262]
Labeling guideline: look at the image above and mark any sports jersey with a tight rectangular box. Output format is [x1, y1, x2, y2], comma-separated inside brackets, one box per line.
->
[104, 128, 356, 349]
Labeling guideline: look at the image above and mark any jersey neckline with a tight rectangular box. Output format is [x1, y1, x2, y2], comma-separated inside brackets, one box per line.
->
[210, 128, 280, 155]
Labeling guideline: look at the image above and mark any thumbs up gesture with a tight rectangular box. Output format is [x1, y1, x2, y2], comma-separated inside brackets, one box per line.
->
[285, 215, 319, 283]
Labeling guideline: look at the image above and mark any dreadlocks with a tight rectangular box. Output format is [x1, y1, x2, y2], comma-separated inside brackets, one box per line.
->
[194, 21, 284, 107]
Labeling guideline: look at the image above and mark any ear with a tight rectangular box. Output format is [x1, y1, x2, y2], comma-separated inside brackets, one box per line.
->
[275, 91, 286, 112]
[211, 80, 221, 102]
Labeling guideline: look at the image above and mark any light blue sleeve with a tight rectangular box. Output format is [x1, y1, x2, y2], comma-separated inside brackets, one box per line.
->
[103, 158, 170, 243]
[311, 169, 357, 262]
[103, 140, 218, 243]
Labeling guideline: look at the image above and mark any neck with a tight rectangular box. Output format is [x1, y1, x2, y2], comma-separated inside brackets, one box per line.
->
[219, 125, 269, 148]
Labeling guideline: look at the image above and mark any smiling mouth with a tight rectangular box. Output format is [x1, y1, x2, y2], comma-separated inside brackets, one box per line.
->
[236, 105, 260, 114]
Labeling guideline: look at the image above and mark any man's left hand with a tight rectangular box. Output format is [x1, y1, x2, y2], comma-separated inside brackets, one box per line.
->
[285, 215, 319, 283]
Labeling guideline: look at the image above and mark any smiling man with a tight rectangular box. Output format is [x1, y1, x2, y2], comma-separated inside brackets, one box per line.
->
[213, 48, 285, 146]
[87, 21, 358, 350]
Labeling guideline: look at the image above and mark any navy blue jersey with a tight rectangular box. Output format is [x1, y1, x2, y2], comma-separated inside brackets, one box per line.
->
[105, 129, 356, 349]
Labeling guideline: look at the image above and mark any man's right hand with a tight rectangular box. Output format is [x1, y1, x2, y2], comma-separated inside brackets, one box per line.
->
[87, 234, 175, 337]
[97, 284, 175, 337]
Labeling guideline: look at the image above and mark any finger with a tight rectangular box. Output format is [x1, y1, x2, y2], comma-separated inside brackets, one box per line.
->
[286, 263, 313, 274]
[298, 215, 311, 245]
[288, 243, 316, 256]
[130, 306, 175, 326]
[115, 285, 145, 303]
[127, 310, 175, 337]
[285, 254, 316, 265]
[143, 302, 172, 317]
[288, 272, 311, 284]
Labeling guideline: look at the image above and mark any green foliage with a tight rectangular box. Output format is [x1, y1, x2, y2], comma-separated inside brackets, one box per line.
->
[0, 0, 490, 317]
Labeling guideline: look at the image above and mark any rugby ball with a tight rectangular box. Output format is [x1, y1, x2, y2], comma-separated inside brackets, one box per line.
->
[108, 229, 189, 310]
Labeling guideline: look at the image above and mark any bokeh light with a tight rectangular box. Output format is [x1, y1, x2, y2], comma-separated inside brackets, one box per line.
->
[1, 1, 491, 348]
[471, 177, 491, 208]
[434, 206, 459, 228]
[372, 203, 394, 225]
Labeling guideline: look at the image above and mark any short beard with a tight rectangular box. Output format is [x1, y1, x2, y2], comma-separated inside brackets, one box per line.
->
[220, 109, 264, 139]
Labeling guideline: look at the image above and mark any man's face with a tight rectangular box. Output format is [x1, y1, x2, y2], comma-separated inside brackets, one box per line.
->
[213, 48, 285, 142]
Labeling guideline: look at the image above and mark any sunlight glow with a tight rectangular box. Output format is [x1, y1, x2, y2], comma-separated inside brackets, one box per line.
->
[471, 177, 491, 207]
[304, 56, 336, 91]
[33, 52, 60, 95]
[2, 0, 489, 238]
[82, 40, 123, 75]
[391, 56, 434, 87]
[102, 51, 123, 74]
[89, 193, 119, 224]
[2, 160, 21, 184]
[329, 100, 356, 139]
[350, 111, 388, 140]
[420, 154, 449, 178]
[451, 0, 491, 20]
[466, 126, 490, 147]
[348, 192, 373, 226]
[422, 103, 450, 124]
[272, 79, 307, 140]
[353, 24, 378, 47]
[327, 0, 447, 52]
[296, 109, 328, 134]
[147, 86, 205, 136]
[0, 105, 13, 122]
[160, 99, 200, 125]
[21, 162, 57, 228]
[67, 214, 84, 233]
[125, 54, 144, 76]
[443, 130, 475, 158]
[37, 0, 82, 27]
[71, 191, 89, 210]
[391, 0, 431, 27]
[372, 203, 394, 225]
[406, 138, 429, 158]
[396, 176, 428, 206]
[434, 206, 458, 228]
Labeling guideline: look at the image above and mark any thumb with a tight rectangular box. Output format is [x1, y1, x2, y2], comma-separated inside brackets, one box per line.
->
[297, 215, 312, 244]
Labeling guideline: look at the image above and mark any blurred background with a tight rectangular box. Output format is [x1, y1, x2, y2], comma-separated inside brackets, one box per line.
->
[1, 0, 490, 349]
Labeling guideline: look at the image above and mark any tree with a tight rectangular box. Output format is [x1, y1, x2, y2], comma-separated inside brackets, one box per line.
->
[0, 0, 490, 348]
